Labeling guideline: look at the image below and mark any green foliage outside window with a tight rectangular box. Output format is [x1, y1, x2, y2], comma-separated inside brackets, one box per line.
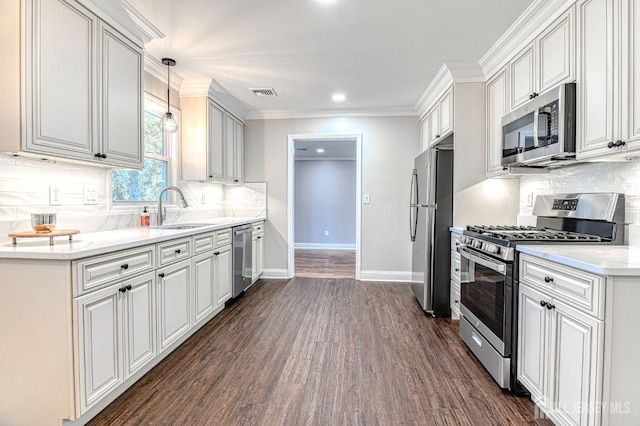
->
[112, 111, 169, 202]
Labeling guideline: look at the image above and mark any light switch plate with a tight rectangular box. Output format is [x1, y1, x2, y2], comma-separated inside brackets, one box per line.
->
[83, 186, 98, 205]
[363, 193, 370, 204]
[49, 185, 61, 205]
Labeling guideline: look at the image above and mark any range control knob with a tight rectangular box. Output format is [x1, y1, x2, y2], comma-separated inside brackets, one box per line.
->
[484, 243, 497, 254]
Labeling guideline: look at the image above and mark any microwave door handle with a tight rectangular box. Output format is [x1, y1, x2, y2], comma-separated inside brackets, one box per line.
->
[538, 111, 552, 142]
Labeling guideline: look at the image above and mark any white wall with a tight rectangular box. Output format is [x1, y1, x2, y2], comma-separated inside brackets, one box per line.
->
[244, 116, 420, 279]
[519, 160, 640, 246]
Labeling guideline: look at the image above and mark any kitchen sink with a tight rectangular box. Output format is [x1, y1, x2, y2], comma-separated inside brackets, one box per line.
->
[153, 223, 211, 230]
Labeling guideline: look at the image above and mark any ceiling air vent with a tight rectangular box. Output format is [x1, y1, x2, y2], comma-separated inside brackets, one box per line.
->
[250, 88, 278, 97]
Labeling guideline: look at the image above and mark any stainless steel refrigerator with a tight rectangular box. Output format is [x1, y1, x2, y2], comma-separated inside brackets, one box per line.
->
[409, 145, 453, 317]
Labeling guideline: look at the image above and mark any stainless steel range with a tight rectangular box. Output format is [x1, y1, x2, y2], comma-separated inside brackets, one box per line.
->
[457, 193, 625, 393]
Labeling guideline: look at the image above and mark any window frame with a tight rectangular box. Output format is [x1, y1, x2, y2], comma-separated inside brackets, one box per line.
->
[109, 93, 181, 213]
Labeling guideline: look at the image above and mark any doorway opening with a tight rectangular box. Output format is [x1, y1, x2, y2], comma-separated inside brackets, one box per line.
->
[287, 133, 362, 279]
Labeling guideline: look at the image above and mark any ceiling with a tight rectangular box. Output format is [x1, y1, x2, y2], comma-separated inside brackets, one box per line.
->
[294, 140, 356, 160]
[129, 0, 533, 119]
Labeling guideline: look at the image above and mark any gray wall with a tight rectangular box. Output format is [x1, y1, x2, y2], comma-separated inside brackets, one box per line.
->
[294, 160, 356, 247]
[244, 116, 420, 279]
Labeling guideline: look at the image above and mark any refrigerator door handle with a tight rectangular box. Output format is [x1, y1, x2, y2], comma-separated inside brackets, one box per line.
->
[410, 205, 418, 242]
[410, 169, 418, 205]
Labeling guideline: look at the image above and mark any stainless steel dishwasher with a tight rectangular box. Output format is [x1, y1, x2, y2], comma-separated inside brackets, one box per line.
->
[232, 224, 253, 298]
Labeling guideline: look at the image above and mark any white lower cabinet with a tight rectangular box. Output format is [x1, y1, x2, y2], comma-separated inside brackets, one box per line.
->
[215, 244, 233, 306]
[76, 271, 156, 414]
[156, 259, 192, 353]
[518, 254, 605, 426]
[193, 251, 217, 324]
[251, 221, 265, 284]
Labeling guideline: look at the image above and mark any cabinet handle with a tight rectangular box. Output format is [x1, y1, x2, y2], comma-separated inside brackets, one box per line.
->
[546, 303, 555, 310]
[94, 153, 107, 159]
[214, 251, 220, 256]
[544, 276, 553, 283]
[175, 249, 181, 254]
[126, 284, 132, 291]
[121, 263, 129, 270]
[119, 286, 127, 293]
[158, 273, 165, 278]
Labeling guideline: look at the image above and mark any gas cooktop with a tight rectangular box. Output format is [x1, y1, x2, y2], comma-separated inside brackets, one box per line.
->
[465, 225, 602, 243]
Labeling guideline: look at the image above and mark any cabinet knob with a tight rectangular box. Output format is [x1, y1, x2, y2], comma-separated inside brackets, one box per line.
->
[454, 300, 459, 304]
[608, 141, 616, 148]
[540, 300, 547, 307]
[94, 153, 107, 159]
[158, 273, 165, 278]
[208, 175, 213, 179]
[214, 251, 220, 256]
[544, 276, 553, 283]
[454, 268, 460, 272]
[121, 263, 129, 270]
[546, 303, 555, 310]
[435, 134, 440, 138]
[234, 179, 239, 183]
[119, 286, 127, 293]
[175, 249, 181, 254]
[126, 284, 132, 291]
[615, 140, 626, 147]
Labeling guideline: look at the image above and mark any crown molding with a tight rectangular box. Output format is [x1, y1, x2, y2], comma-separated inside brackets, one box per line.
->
[414, 62, 484, 119]
[479, 0, 575, 79]
[77, 0, 164, 45]
[144, 53, 182, 91]
[245, 107, 418, 120]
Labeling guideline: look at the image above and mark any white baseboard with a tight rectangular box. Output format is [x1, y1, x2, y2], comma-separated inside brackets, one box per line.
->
[261, 269, 290, 279]
[294, 243, 356, 250]
[359, 270, 412, 282]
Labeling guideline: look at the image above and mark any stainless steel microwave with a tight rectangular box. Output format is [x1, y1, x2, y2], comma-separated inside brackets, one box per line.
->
[501, 83, 576, 167]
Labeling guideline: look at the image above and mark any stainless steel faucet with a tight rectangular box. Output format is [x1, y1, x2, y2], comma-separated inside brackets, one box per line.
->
[157, 186, 189, 225]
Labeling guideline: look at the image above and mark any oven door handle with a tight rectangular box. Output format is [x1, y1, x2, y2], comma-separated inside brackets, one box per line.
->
[458, 247, 506, 276]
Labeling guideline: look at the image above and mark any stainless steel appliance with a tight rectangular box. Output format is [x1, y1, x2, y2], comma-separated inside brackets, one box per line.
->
[232, 224, 253, 298]
[458, 193, 624, 392]
[501, 82, 576, 167]
[409, 143, 454, 316]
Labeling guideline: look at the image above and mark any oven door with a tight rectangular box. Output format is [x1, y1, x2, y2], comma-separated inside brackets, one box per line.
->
[458, 246, 512, 356]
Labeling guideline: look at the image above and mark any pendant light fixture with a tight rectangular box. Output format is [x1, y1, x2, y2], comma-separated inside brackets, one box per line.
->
[159, 58, 178, 133]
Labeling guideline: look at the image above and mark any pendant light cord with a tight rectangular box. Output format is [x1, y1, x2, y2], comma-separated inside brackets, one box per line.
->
[166, 62, 171, 112]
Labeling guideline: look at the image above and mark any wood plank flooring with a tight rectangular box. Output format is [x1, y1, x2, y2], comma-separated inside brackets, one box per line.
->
[88, 278, 549, 426]
[295, 249, 355, 278]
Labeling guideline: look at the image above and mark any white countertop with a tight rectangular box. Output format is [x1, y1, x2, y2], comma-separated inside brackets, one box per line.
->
[517, 244, 640, 276]
[0, 216, 265, 261]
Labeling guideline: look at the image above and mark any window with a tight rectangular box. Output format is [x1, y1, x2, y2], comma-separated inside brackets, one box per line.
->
[112, 94, 178, 203]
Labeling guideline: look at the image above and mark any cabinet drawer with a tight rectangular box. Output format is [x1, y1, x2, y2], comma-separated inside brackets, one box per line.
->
[451, 232, 462, 250]
[451, 252, 461, 282]
[216, 229, 232, 247]
[74, 246, 155, 296]
[193, 232, 215, 254]
[519, 254, 605, 319]
[252, 221, 264, 234]
[157, 238, 192, 266]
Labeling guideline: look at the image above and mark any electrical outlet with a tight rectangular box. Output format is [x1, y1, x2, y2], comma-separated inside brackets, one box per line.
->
[49, 185, 61, 205]
[324, 230, 329, 236]
[83, 186, 98, 205]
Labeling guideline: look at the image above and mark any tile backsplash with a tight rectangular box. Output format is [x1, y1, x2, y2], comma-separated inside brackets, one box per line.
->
[0, 154, 266, 244]
[519, 158, 640, 246]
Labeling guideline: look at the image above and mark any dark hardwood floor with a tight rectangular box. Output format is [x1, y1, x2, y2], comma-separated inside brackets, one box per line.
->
[295, 249, 356, 278]
[88, 278, 548, 425]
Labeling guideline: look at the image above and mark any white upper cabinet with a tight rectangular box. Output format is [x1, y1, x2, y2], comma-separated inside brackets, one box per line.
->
[486, 66, 509, 177]
[576, 0, 640, 159]
[181, 97, 243, 183]
[1, 0, 144, 168]
[426, 88, 454, 147]
[509, 6, 575, 111]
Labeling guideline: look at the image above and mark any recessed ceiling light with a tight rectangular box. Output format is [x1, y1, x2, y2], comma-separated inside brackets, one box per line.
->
[332, 93, 346, 102]
[316, 148, 325, 153]
[316, 0, 337, 4]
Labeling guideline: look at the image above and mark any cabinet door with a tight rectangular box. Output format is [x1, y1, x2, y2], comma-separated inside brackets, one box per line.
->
[157, 260, 191, 352]
[256, 234, 264, 276]
[207, 100, 224, 180]
[215, 244, 233, 306]
[548, 301, 603, 426]
[123, 272, 156, 379]
[577, 0, 616, 157]
[193, 251, 216, 324]
[251, 235, 258, 283]
[28, 0, 96, 157]
[486, 67, 509, 176]
[99, 22, 143, 168]
[421, 117, 430, 151]
[510, 44, 535, 110]
[621, 0, 640, 146]
[428, 107, 439, 146]
[234, 119, 244, 184]
[438, 89, 453, 139]
[76, 285, 123, 414]
[518, 285, 549, 408]
[224, 114, 236, 183]
[538, 7, 574, 93]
